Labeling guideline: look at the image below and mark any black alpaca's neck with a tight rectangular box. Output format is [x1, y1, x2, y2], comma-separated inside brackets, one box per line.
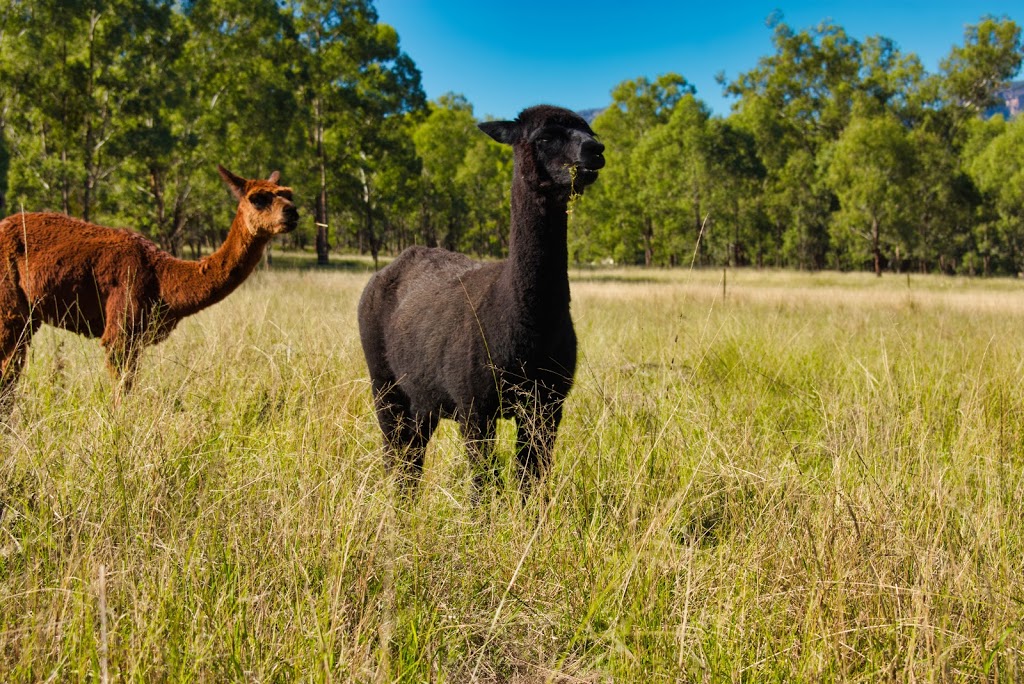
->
[502, 153, 571, 316]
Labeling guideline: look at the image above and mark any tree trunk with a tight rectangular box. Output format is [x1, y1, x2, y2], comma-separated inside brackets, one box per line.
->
[367, 210, 378, 269]
[0, 125, 8, 218]
[150, 167, 166, 241]
[643, 216, 653, 267]
[732, 197, 742, 267]
[872, 215, 882, 277]
[692, 194, 703, 265]
[61, 147, 71, 215]
[359, 165, 379, 269]
[82, 10, 100, 222]
[314, 98, 330, 266]
[59, 34, 71, 215]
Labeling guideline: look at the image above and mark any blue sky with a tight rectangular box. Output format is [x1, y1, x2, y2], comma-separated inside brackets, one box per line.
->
[373, 1, 1023, 120]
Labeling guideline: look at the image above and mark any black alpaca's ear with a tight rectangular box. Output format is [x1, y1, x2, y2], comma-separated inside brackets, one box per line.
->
[218, 165, 247, 200]
[267, 170, 281, 184]
[479, 120, 517, 145]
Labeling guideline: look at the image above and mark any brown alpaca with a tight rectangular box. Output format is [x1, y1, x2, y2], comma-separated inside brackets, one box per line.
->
[0, 165, 297, 416]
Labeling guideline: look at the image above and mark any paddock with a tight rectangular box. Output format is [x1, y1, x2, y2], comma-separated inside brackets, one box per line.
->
[2, 266, 1022, 680]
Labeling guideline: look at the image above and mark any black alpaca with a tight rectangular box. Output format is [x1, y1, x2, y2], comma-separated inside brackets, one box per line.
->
[358, 105, 605, 496]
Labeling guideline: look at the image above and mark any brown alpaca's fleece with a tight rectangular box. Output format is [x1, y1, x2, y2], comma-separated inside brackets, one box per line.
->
[0, 166, 297, 413]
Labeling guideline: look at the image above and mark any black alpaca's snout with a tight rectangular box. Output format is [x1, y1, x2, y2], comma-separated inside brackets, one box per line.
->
[580, 139, 605, 170]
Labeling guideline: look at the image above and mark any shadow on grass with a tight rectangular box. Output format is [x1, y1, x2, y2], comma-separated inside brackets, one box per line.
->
[568, 266, 665, 285]
[264, 250, 383, 273]
[570, 273, 664, 285]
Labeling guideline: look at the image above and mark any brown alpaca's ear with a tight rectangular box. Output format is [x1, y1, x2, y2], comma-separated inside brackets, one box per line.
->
[217, 165, 247, 200]
[267, 170, 281, 184]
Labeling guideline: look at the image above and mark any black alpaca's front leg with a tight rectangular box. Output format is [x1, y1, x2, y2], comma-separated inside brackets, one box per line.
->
[463, 414, 499, 500]
[374, 384, 435, 490]
[514, 400, 563, 497]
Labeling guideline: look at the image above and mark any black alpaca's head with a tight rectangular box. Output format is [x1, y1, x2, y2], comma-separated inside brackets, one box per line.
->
[479, 105, 605, 192]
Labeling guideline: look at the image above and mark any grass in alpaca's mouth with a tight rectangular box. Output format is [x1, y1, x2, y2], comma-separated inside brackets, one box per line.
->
[571, 166, 599, 188]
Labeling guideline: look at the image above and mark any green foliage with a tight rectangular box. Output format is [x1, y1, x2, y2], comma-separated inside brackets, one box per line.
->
[456, 125, 513, 257]
[0, 4, 1022, 274]
[0, 0, 425, 259]
[965, 115, 1024, 273]
[824, 109, 917, 274]
[571, 74, 694, 266]
[940, 15, 1023, 114]
[412, 93, 477, 249]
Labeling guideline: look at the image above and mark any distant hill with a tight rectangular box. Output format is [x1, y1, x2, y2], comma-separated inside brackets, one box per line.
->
[986, 80, 1024, 119]
[577, 107, 605, 124]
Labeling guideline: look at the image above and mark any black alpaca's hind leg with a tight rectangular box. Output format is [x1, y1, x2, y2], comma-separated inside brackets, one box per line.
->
[463, 414, 499, 500]
[514, 401, 563, 497]
[373, 383, 435, 489]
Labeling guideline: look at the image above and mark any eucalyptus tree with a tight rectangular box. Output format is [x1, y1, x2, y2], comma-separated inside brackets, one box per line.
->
[899, 126, 979, 273]
[634, 93, 713, 266]
[117, 0, 302, 255]
[0, 0, 19, 217]
[705, 118, 765, 266]
[1, 0, 181, 221]
[824, 109, 916, 275]
[411, 93, 476, 250]
[368, 112, 422, 258]
[577, 74, 694, 265]
[724, 18, 863, 269]
[456, 125, 513, 258]
[965, 115, 1024, 275]
[290, 0, 424, 265]
[940, 16, 1023, 119]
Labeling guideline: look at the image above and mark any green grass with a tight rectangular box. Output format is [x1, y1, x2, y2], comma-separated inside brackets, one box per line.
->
[2, 266, 1023, 681]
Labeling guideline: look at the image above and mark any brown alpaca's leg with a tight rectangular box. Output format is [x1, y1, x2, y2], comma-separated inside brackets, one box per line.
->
[104, 338, 141, 408]
[0, 288, 34, 418]
[100, 289, 144, 407]
[1, 337, 30, 419]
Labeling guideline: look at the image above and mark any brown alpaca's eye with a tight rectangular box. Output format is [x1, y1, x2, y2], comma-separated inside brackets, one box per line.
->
[249, 191, 273, 210]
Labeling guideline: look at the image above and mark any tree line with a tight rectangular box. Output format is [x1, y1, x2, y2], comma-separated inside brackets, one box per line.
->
[1, 2, 1022, 275]
[573, 15, 1024, 275]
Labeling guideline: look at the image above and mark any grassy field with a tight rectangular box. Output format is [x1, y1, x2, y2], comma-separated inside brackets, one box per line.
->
[2, 264, 1023, 682]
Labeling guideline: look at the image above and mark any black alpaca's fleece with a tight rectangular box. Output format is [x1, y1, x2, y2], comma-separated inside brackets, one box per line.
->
[358, 105, 604, 489]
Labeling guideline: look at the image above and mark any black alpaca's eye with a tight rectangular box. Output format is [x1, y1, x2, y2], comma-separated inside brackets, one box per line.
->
[249, 191, 273, 210]
[535, 127, 563, 145]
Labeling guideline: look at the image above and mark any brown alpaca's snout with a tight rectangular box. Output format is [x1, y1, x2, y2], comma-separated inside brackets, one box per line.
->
[280, 204, 299, 233]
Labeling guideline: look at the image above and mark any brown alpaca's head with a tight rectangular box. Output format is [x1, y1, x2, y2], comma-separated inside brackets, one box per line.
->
[218, 165, 299, 237]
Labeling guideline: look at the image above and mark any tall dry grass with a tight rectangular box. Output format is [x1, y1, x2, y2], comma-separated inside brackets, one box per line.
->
[1, 267, 1022, 681]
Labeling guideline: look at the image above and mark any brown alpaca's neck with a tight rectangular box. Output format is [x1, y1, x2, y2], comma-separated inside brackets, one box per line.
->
[504, 156, 571, 312]
[157, 213, 269, 319]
